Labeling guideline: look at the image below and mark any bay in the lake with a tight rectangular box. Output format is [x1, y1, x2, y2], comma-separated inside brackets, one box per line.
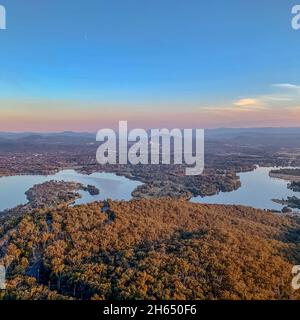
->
[0, 169, 143, 211]
[1, 167, 299, 212]
[191, 167, 300, 212]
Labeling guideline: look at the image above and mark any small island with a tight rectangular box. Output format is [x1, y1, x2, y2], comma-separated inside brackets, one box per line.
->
[25, 180, 83, 209]
[25, 180, 100, 208]
[0, 180, 100, 219]
[82, 184, 100, 195]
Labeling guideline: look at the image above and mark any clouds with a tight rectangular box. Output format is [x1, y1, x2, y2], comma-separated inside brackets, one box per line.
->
[270, 83, 300, 102]
[273, 83, 300, 91]
[234, 98, 259, 107]
[1, 82, 300, 131]
[232, 83, 300, 112]
[198, 83, 300, 127]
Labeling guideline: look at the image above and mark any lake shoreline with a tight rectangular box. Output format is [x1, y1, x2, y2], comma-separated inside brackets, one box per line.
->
[191, 166, 300, 213]
[0, 169, 142, 212]
[269, 172, 300, 182]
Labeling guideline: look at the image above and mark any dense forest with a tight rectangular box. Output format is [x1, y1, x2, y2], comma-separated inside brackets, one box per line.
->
[1, 199, 300, 300]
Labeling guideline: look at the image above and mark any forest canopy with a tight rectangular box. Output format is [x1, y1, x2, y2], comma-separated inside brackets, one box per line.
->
[1, 199, 300, 300]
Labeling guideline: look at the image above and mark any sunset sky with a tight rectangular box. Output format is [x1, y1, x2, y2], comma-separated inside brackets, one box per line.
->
[0, 0, 300, 131]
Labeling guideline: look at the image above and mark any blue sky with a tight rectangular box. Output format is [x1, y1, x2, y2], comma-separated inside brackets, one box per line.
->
[0, 0, 300, 130]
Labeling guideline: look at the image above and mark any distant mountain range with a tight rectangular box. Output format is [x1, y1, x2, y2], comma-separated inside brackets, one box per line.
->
[0, 127, 300, 148]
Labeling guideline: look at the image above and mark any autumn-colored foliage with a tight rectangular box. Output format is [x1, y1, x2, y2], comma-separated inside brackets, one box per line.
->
[1, 199, 300, 300]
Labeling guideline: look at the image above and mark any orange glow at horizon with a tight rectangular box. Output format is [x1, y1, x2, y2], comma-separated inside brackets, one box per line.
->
[1, 100, 300, 132]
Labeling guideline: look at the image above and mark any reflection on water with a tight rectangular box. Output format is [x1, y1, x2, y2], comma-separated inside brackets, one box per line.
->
[191, 167, 300, 212]
[0, 170, 142, 211]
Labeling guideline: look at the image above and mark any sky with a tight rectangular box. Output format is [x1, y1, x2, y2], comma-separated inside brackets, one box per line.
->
[0, 0, 300, 131]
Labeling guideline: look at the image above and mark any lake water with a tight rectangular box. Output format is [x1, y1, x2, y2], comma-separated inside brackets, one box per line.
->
[0, 169, 143, 211]
[0, 167, 299, 212]
[191, 167, 300, 212]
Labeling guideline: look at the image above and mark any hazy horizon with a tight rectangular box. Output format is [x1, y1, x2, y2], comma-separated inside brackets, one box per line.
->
[1, 126, 300, 135]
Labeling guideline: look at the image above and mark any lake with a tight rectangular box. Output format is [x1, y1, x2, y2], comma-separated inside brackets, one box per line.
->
[191, 167, 300, 212]
[0, 169, 142, 211]
[1, 167, 299, 212]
